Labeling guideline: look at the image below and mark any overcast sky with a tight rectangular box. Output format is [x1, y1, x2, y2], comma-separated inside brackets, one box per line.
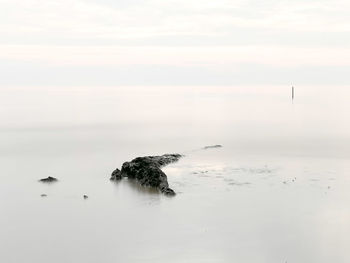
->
[1, 0, 350, 86]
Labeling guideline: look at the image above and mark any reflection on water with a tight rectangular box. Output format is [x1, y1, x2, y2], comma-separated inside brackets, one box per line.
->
[112, 178, 162, 195]
[0, 86, 350, 263]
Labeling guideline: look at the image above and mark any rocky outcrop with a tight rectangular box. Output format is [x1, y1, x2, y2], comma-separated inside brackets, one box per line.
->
[39, 176, 58, 183]
[110, 154, 182, 195]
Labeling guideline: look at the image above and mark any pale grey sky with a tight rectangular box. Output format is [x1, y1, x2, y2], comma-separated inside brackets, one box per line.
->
[1, 0, 350, 86]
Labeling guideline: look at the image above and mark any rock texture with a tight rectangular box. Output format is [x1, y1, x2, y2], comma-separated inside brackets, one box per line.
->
[39, 176, 58, 183]
[110, 154, 182, 195]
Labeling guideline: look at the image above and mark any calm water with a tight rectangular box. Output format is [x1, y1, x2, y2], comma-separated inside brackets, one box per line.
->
[0, 86, 349, 262]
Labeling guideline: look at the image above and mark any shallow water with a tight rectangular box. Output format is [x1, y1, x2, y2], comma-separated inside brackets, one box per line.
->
[0, 86, 349, 262]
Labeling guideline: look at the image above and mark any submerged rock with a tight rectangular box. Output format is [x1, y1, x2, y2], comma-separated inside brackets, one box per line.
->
[40, 194, 47, 197]
[111, 154, 182, 195]
[83, 195, 88, 199]
[203, 145, 222, 149]
[39, 176, 58, 183]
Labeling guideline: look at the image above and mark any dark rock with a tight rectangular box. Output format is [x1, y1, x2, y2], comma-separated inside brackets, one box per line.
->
[111, 154, 182, 195]
[40, 194, 47, 197]
[110, 168, 122, 180]
[83, 195, 88, 199]
[39, 176, 58, 183]
[160, 186, 176, 196]
[203, 145, 222, 149]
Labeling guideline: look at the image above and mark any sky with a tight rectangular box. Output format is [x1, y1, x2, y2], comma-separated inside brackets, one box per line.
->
[1, 0, 350, 86]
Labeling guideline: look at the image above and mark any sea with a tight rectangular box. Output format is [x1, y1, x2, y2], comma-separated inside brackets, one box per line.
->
[0, 85, 349, 262]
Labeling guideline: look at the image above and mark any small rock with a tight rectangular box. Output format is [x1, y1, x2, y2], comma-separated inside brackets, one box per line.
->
[39, 176, 58, 183]
[83, 195, 88, 199]
[110, 168, 122, 180]
[40, 194, 47, 197]
[203, 145, 222, 150]
[161, 187, 176, 196]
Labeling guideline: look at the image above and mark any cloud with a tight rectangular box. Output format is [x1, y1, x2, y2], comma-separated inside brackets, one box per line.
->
[1, 45, 350, 67]
[0, 0, 350, 86]
[1, 0, 350, 44]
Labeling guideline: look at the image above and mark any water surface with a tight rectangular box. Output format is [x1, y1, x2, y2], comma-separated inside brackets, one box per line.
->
[0, 86, 349, 262]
